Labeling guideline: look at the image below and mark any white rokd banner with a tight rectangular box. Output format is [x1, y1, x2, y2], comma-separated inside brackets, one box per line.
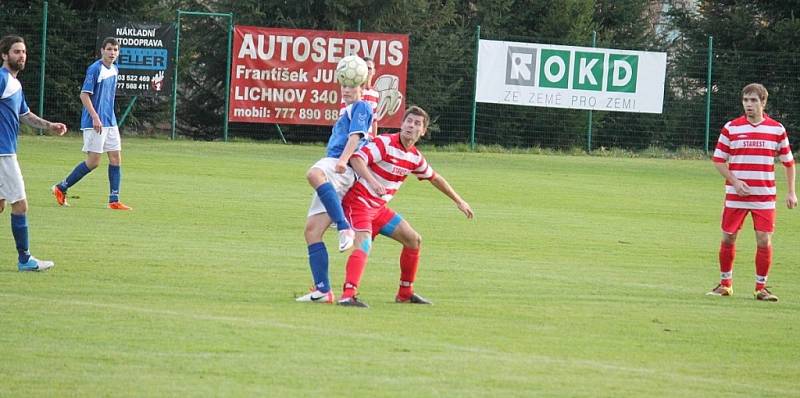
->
[476, 39, 667, 113]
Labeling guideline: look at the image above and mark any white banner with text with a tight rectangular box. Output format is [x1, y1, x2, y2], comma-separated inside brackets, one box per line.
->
[476, 39, 667, 113]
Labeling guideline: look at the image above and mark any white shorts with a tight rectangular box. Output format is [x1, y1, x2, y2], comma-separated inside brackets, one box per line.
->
[307, 157, 356, 217]
[0, 155, 26, 203]
[82, 126, 122, 153]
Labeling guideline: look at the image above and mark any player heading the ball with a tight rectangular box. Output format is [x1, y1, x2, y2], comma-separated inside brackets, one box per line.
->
[296, 55, 374, 304]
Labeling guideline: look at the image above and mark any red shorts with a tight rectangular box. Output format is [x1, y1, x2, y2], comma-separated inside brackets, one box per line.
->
[721, 207, 775, 234]
[342, 194, 397, 238]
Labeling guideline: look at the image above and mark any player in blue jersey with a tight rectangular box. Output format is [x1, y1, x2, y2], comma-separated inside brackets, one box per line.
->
[51, 37, 131, 210]
[1, 35, 67, 271]
[296, 61, 374, 303]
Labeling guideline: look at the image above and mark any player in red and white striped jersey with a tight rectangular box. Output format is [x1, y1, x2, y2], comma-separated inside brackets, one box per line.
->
[339, 57, 378, 139]
[708, 83, 796, 302]
[336, 106, 474, 307]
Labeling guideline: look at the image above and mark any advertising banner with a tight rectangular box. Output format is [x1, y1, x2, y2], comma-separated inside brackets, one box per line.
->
[96, 21, 176, 96]
[229, 26, 408, 127]
[476, 39, 667, 113]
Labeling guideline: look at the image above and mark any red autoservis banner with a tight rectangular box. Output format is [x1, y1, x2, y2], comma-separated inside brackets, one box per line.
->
[229, 26, 408, 127]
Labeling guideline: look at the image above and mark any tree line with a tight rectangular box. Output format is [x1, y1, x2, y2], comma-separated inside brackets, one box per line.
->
[3, 0, 799, 149]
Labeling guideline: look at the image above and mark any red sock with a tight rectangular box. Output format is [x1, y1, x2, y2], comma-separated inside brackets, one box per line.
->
[755, 246, 772, 291]
[397, 247, 420, 300]
[719, 242, 735, 287]
[342, 249, 368, 299]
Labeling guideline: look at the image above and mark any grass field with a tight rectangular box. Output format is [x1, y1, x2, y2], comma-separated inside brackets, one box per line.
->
[1, 135, 799, 397]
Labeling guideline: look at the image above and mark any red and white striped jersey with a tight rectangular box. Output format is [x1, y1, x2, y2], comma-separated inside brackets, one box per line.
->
[713, 115, 794, 209]
[347, 133, 436, 208]
[340, 88, 378, 139]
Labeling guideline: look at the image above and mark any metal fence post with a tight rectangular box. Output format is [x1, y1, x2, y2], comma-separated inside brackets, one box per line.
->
[223, 13, 233, 142]
[704, 35, 713, 154]
[38, 0, 48, 134]
[469, 25, 480, 150]
[119, 96, 138, 127]
[587, 30, 596, 153]
[171, 11, 233, 141]
[171, 10, 181, 140]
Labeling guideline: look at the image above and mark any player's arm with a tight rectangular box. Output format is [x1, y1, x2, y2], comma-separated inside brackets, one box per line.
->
[713, 162, 750, 196]
[335, 133, 363, 173]
[712, 127, 749, 196]
[785, 163, 797, 209]
[80, 92, 103, 133]
[429, 174, 474, 219]
[350, 156, 386, 196]
[19, 112, 67, 135]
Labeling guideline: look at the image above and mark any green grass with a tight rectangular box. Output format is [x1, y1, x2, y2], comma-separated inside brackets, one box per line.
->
[1, 136, 799, 397]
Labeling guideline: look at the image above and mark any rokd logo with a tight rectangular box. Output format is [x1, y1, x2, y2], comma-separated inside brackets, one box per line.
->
[505, 45, 640, 93]
[505, 46, 536, 86]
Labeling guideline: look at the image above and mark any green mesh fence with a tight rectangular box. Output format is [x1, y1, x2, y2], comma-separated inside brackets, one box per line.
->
[4, 3, 799, 152]
[1, 3, 174, 136]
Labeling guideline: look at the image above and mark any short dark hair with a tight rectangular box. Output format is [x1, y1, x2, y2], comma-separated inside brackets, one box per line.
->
[101, 37, 119, 49]
[0, 35, 25, 56]
[362, 56, 373, 62]
[403, 105, 430, 130]
[742, 83, 768, 103]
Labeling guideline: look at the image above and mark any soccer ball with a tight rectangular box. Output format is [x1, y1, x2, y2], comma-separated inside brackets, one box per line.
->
[335, 55, 369, 87]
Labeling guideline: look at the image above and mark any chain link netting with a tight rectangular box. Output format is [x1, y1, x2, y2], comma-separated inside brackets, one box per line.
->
[4, 4, 799, 151]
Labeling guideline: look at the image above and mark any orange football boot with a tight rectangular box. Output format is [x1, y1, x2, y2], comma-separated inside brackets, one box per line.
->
[108, 202, 132, 211]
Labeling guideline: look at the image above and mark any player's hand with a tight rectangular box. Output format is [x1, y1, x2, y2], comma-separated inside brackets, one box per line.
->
[0, 199, 5, 214]
[92, 116, 103, 133]
[369, 180, 386, 196]
[787, 192, 798, 209]
[49, 122, 67, 136]
[335, 161, 348, 174]
[457, 200, 474, 219]
[732, 179, 751, 196]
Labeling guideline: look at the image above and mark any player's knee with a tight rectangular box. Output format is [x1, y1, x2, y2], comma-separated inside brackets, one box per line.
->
[359, 236, 373, 255]
[304, 220, 326, 243]
[85, 158, 100, 170]
[721, 233, 737, 245]
[306, 166, 324, 181]
[10, 199, 28, 214]
[406, 232, 422, 249]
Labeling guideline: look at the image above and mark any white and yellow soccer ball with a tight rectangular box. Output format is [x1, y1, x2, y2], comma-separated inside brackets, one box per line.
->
[335, 55, 369, 87]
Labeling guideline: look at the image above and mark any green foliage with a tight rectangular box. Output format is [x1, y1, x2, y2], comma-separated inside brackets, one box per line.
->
[668, 1, 800, 150]
[1, 0, 176, 132]
[8, 1, 800, 149]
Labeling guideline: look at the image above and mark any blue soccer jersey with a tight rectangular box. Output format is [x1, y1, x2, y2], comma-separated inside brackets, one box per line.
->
[325, 100, 373, 158]
[80, 60, 118, 129]
[0, 67, 30, 155]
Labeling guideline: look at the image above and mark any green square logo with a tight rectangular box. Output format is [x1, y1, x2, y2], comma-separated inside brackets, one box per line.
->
[538, 49, 571, 89]
[607, 54, 638, 93]
[572, 51, 604, 91]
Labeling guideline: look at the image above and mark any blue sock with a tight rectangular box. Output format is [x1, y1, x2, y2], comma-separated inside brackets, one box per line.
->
[308, 242, 330, 293]
[108, 164, 121, 203]
[315, 182, 350, 230]
[58, 161, 92, 192]
[11, 214, 30, 263]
